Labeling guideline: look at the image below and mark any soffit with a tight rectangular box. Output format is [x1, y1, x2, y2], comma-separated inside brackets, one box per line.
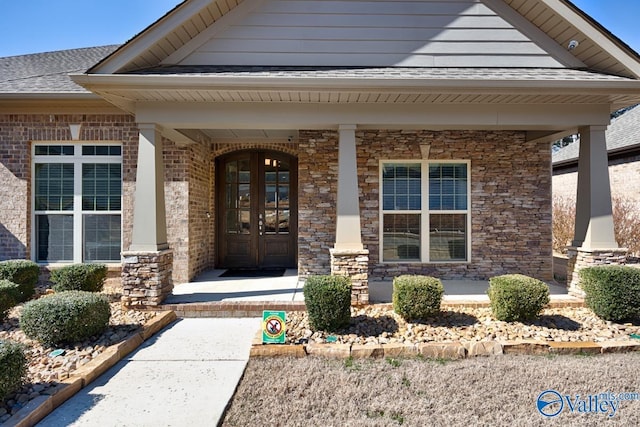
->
[503, 0, 640, 78]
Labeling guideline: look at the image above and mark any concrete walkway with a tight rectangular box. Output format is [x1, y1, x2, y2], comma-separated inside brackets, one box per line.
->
[164, 269, 577, 305]
[37, 318, 261, 427]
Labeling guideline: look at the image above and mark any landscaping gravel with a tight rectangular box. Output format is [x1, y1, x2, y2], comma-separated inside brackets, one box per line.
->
[0, 303, 156, 423]
[286, 305, 640, 345]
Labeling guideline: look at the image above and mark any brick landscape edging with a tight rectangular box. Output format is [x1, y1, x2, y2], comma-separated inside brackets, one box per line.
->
[249, 331, 640, 359]
[5, 311, 177, 427]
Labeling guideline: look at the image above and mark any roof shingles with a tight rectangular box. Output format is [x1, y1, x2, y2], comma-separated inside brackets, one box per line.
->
[0, 46, 119, 94]
[553, 105, 640, 164]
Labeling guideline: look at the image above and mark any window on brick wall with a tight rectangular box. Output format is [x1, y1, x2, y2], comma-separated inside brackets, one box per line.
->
[33, 144, 122, 263]
[380, 161, 470, 263]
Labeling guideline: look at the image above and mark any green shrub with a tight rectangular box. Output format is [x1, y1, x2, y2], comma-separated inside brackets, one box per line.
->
[0, 340, 27, 401]
[0, 280, 22, 321]
[392, 275, 444, 321]
[303, 275, 352, 332]
[579, 266, 640, 322]
[487, 274, 550, 322]
[20, 291, 111, 346]
[50, 263, 107, 293]
[0, 260, 39, 303]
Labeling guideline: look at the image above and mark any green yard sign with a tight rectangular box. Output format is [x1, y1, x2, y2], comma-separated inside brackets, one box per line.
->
[262, 310, 286, 344]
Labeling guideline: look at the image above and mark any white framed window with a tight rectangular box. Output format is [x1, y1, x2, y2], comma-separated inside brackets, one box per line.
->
[380, 160, 470, 263]
[32, 143, 122, 263]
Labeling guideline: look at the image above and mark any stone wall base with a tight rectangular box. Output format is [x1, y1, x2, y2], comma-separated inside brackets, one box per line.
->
[121, 249, 173, 308]
[330, 248, 369, 305]
[567, 247, 627, 297]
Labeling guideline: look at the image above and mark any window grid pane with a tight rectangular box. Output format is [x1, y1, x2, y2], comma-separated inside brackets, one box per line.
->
[428, 163, 467, 211]
[84, 214, 122, 262]
[36, 215, 73, 262]
[382, 163, 421, 211]
[35, 145, 74, 156]
[383, 213, 420, 261]
[34, 163, 74, 211]
[429, 214, 467, 261]
[82, 163, 122, 211]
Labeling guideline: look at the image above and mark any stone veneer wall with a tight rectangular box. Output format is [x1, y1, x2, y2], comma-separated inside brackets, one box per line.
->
[297, 130, 553, 281]
[297, 132, 339, 276]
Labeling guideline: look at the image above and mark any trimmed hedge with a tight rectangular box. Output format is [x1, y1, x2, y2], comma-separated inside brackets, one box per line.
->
[392, 275, 444, 321]
[0, 340, 27, 401]
[0, 260, 39, 303]
[303, 275, 352, 332]
[579, 266, 640, 322]
[50, 263, 107, 293]
[20, 291, 111, 346]
[0, 280, 22, 321]
[487, 274, 550, 322]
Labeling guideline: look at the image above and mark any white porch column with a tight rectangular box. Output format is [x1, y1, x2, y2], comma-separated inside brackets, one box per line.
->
[334, 124, 363, 250]
[572, 125, 617, 249]
[130, 123, 169, 251]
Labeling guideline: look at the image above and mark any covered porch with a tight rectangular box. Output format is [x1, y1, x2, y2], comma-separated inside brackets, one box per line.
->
[163, 269, 575, 305]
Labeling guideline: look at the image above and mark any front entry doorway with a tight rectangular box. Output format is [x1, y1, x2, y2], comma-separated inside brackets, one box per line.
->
[216, 150, 297, 269]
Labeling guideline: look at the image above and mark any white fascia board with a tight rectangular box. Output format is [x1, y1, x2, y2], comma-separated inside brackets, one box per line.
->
[70, 73, 640, 94]
[90, 0, 213, 74]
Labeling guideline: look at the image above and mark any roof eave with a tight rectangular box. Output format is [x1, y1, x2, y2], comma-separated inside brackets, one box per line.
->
[70, 73, 640, 92]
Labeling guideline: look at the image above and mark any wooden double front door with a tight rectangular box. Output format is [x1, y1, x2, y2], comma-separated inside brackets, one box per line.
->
[216, 151, 297, 269]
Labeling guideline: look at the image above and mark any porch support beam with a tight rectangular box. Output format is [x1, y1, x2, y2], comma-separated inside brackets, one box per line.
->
[571, 125, 617, 249]
[334, 124, 363, 251]
[130, 123, 169, 251]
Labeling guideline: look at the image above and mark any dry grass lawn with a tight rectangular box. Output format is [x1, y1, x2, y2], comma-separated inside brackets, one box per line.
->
[222, 353, 640, 426]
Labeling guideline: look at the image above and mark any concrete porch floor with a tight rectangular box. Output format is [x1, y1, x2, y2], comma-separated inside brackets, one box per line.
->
[164, 269, 577, 305]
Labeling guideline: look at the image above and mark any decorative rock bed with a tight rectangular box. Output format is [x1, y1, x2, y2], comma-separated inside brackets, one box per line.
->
[251, 304, 640, 358]
[286, 305, 640, 344]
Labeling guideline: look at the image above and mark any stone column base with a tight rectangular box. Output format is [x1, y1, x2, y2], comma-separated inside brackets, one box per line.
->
[121, 249, 173, 308]
[566, 247, 627, 297]
[330, 248, 369, 306]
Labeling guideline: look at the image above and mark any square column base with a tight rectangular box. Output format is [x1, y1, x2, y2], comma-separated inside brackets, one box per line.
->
[330, 248, 369, 306]
[121, 249, 173, 308]
[566, 247, 627, 297]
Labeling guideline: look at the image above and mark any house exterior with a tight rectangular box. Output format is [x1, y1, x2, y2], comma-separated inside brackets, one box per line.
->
[3, 0, 640, 305]
[553, 105, 640, 207]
